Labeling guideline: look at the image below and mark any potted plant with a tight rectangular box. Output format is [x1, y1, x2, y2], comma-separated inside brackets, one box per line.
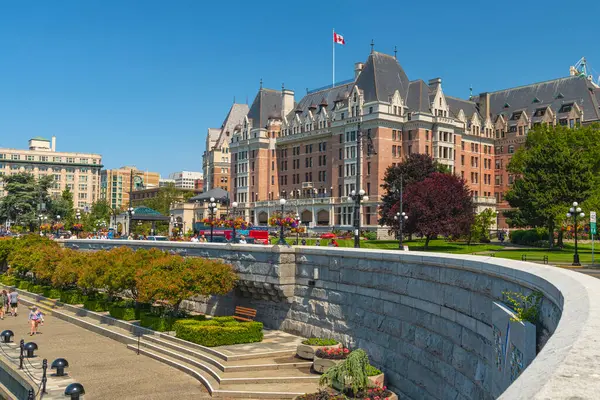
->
[313, 347, 350, 373]
[293, 389, 346, 400]
[366, 365, 385, 388]
[320, 349, 397, 399]
[297, 338, 342, 360]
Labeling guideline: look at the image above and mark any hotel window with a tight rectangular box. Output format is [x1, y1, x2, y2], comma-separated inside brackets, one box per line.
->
[369, 107, 373, 114]
[11, 154, 20, 160]
[425, 145, 429, 155]
[392, 130, 396, 141]
[0, 154, 4, 159]
[461, 155, 464, 166]
[67, 157, 75, 163]
[508, 145, 515, 154]
[367, 162, 371, 175]
[392, 145, 397, 157]
[26, 155, 35, 161]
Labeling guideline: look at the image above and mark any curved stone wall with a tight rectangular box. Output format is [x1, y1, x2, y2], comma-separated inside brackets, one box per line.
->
[61, 240, 600, 399]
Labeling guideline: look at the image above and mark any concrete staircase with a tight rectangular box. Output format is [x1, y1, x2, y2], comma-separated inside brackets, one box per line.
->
[9, 288, 320, 399]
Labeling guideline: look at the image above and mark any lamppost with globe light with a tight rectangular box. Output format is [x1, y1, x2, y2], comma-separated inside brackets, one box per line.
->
[295, 213, 301, 245]
[38, 215, 48, 236]
[394, 212, 408, 249]
[348, 189, 368, 248]
[278, 198, 287, 245]
[208, 197, 218, 242]
[75, 209, 81, 238]
[567, 201, 585, 266]
[231, 202, 239, 243]
[127, 207, 135, 237]
[55, 215, 61, 237]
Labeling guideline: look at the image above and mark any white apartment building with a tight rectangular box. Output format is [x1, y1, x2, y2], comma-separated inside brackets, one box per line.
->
[168, 171, 203, 189]
[0, 137, 102, 209]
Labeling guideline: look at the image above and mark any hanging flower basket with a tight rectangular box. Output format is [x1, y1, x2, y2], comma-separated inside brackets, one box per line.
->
[72, 223, 83, 232]
[202, 218, 223, 227]
[52, 223, 64, 231]
[269, 212, 299, 228]
[223, 218, 251, 230]
[40, 224, 51, 233]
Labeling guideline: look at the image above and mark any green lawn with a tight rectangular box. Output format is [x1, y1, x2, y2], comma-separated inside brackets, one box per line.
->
[278, 236, 600, 265]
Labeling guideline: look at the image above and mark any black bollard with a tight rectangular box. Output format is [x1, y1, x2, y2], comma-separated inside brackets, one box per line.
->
[51, 358, 69, 376]
[23, 342, 38, 358]
[64, 383, 85, 400]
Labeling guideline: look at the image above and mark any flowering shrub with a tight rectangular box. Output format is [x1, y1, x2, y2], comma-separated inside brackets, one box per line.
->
[315, 347, 350, 360]
[268, 212, 299, 228]
[202, 218, 222, 227]
[296, 390, 345, 400]
[302, 338, 339, 346]
[291, 226, 306, 234]
[223, 218, 251, 230]
[351, 386, 393, 399]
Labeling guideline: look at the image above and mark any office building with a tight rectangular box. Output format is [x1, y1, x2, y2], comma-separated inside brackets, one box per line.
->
[100, 166, 160, 210]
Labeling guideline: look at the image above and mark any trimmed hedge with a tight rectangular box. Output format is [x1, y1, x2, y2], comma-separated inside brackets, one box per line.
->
[30, 285, 45, 295]
[45, 288, 62, 299]
[108, 305, 139, 321]
[1, 275, 18, 286]
[84, 299, 110, 312]
[140, 313, 206, 332]
[18, 281, 32, 291]
[510, 228, 549, 246]
[174, 316, 263, 347]
[60, 290, 87, 305]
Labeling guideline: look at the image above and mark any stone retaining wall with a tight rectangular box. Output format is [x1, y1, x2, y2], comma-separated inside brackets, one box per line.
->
[60, 240, 600, 399]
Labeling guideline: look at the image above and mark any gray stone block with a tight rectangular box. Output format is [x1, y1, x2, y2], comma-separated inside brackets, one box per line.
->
[406, 278, 444, 305]
[443, 285, 471, 315]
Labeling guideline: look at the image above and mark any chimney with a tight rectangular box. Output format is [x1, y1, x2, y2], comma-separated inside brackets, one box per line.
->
[354, 62, 364, 79]
[282, 88, 295, 117]
[478, 92, 491, 120]
[51, 136, 56, 152]
[428, 78, 442, 92]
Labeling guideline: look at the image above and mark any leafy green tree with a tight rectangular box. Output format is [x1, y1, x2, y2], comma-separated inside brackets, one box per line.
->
[49, 188, 75, 226]
[505, 124, 600, 247]
[379, 154, 448, 227]
[0, 173, 54, 230]
[468, 208, 496, 244]
[139, 184, 195, 215]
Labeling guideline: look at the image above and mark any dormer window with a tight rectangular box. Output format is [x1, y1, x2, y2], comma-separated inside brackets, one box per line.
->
[555, 93, 565, 99]
[510, 111, 523, 120]
[353, 93, 357, 102]
[559, 103, 574, 113]
[533, 108, 546, 117]
[532, 97, 540, 103]
[504, 103, 510, 109]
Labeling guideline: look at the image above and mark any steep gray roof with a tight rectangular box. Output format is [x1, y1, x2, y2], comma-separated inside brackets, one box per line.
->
[354, 51, 410, 103]
[206, 128, 220, 150]
[285, 82, 354, 121]
[189, 187, 230, 203]
[472, 75, 600, 123]
[216, 103, 249, 147]
[406, 80, 430, 113]
[247, 89, 282, 129]
[446, 96, 479, 119]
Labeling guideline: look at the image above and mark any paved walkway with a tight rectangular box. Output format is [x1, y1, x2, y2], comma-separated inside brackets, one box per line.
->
[0, 309, 209, 399]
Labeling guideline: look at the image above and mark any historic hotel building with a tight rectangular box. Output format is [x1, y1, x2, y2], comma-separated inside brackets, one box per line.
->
[203, 49, 600, 231]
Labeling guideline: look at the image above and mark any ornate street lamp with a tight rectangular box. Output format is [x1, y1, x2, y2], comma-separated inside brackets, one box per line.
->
[38, 215, 47, 236]
[394, 212, 408, 249]
[127, 207, 135, 237]
[208, 197, 218, 242]
[496, 210, 500, 240]
[567, 201, 585, 266]
[231, 202, 239, 243]
[55, 215, 61, 236]
[295, 213, 300, 244]
[348, 189, 368, 248]
[278, 198, 287, 245]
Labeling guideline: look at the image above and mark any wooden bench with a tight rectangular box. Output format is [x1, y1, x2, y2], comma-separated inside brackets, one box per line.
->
[232, 306, 257, 322]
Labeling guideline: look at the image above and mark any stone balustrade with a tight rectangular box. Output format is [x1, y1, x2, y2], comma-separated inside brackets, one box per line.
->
[60, 239, 600, 399]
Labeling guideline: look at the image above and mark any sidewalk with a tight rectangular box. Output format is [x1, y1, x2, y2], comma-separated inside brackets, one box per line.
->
[0, 308, 209, 399]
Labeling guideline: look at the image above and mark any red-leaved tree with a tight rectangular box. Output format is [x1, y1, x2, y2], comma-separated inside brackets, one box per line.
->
[402, 172, 474, 248]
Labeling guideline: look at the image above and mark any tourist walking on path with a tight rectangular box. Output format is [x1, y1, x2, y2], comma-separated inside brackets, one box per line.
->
[8, 289, 18, 317]
[0, 290, 6, 320]
[28, 307, 44, 336]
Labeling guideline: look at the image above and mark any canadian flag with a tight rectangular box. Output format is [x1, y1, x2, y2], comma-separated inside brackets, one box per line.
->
[333, 32, 345, 45]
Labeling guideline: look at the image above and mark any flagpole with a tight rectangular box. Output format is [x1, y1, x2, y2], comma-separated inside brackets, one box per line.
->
[332, 28, 335, 88]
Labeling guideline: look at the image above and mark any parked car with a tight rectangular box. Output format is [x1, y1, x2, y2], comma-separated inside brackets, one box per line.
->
[146, 236, 169, 241]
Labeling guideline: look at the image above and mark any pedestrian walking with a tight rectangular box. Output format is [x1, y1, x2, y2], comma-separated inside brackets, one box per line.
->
[8, 289, 18, 317]
[28, 307, 44, 336]
[1, 290, 8, 315]
[0, 290, 6, 320]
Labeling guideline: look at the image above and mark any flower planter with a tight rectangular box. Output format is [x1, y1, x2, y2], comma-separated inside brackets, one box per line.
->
[297, 342, 342, 360]
[368, 372, 385, 388]
[313, 356, 344, 373]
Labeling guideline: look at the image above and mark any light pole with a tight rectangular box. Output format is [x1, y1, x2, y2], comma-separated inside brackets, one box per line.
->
[394, 212, 408, 249]
[55, 215, 61, 237]
[495, 210, 500, 240]
[278, 198, 287, 245]
[567, 201, 585, 266]
[295, 213, 300, 245]
[348, 189, 368, 248]
[208, 197, 218, 242]
[127, 207, 135, 237]
[231, 202, 238, 243]
[75, 209, 81, 238]
[38, 215, 47, 236]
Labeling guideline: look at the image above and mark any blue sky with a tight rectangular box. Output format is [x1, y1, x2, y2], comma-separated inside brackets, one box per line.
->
[0, 1, 598, 177]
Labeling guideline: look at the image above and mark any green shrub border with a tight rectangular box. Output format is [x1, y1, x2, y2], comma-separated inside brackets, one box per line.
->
[173, 316, 263, 347]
